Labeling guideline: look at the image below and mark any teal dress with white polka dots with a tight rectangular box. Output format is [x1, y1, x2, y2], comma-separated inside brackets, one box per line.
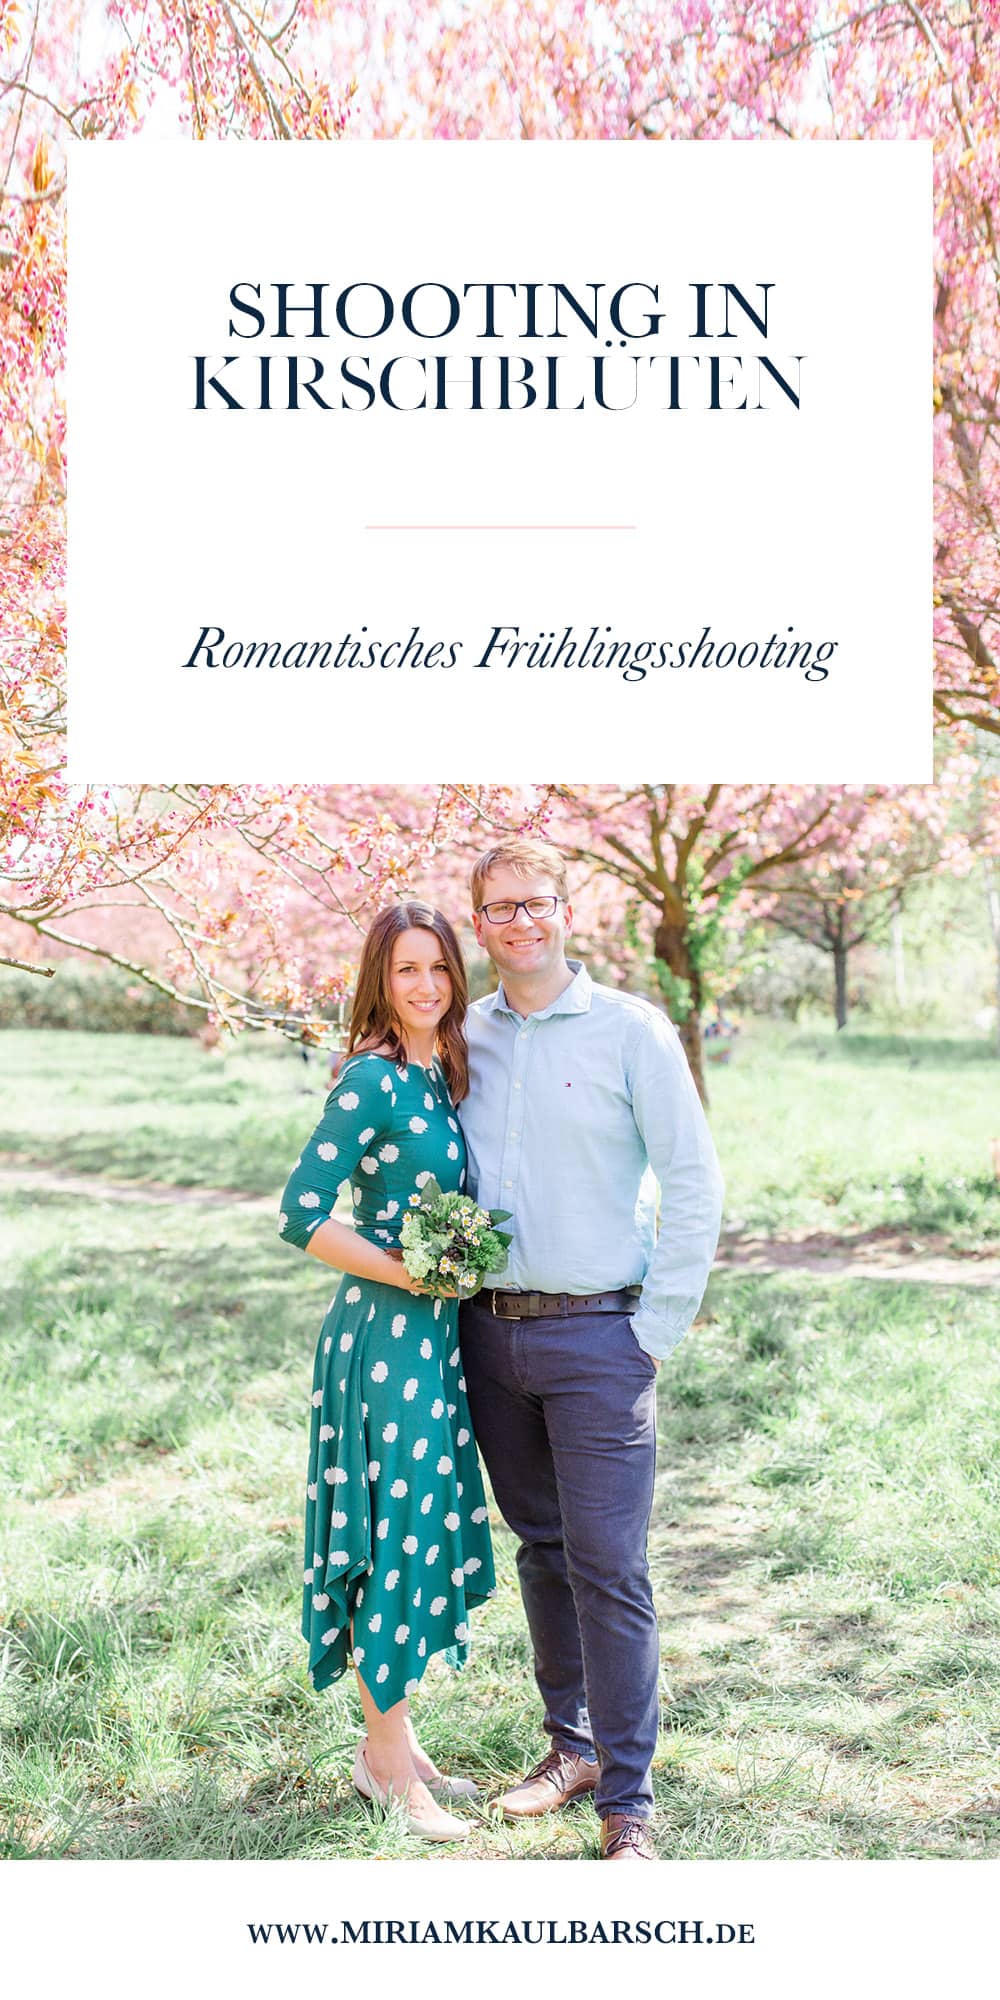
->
[279, 1053, 496, 1709]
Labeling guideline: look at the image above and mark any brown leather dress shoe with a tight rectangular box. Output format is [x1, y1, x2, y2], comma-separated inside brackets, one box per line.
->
[600, 1814, 656, 1860]
[495, 1747, 600, 1819]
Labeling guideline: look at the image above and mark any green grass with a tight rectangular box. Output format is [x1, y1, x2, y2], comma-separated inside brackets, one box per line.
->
[2, 1025, 999, 1860]
[2, 1024, 997, 1243]
[2, 1238, 999, 1861]
[709, 1025, 1000, 1245]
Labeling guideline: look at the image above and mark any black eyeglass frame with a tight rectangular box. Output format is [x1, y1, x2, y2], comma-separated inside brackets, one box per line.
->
[475, 896, 565, 925]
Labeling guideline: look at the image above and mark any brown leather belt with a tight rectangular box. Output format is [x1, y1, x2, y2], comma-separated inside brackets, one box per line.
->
[482, 1287, 641, 1320]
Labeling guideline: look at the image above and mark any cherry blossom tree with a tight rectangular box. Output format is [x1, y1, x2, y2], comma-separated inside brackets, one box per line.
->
[762, 764, 978, 1029]
[3, 1, 999, 1060]
[519, 783, 923, 1100]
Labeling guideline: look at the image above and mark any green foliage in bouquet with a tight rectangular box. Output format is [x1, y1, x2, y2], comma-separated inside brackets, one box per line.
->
[399, 1179, 512, 1299]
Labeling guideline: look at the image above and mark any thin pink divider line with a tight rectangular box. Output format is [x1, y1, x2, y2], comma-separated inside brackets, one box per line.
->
[365, 524, 637, 531]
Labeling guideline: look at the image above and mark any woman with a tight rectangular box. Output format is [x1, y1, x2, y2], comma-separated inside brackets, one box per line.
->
[279, 903, 496, 1842]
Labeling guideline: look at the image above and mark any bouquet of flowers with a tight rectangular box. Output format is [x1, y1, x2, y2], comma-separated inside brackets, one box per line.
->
[399, 1178, 512, 1300]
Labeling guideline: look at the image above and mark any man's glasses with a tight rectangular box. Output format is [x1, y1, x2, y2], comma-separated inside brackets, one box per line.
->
[477, 897, 563, 925]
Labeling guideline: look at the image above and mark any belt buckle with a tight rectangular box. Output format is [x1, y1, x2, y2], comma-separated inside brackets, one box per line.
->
[491, 1291, 521, 1320]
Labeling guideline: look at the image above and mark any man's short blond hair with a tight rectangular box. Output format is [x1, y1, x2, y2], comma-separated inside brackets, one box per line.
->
[470, 838, 569, 909]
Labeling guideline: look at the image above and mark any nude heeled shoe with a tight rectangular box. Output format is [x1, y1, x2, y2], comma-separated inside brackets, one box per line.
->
[352, 1743, 470, 1842]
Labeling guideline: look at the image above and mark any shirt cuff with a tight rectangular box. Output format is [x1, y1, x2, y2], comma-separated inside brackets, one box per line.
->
[630, 1299, 700, 1362]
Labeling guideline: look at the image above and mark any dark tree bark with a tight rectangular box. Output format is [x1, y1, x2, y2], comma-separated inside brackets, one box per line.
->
[833, 937, 849, 1030]
[653, 908, 707, 1106]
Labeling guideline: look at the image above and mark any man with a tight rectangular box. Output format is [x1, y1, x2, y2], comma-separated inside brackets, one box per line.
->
[459, 837, 724, 1861]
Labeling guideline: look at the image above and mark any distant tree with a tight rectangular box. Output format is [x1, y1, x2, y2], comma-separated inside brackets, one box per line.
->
[763, 773, 976, 1029]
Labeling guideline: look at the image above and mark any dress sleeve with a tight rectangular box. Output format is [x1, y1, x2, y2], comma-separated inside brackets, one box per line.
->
[278, 1057, 394, 1252]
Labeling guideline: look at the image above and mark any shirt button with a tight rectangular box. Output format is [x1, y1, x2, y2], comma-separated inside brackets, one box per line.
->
[509, 1130, 518, 1138]
[504, 1179, 513, 1189]
[513, 1081, 522, 1091]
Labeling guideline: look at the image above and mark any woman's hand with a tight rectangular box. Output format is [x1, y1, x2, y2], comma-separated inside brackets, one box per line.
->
[383, 1248, 459, 1300]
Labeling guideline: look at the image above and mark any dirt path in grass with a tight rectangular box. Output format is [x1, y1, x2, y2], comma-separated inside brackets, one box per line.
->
[716, 1226, 1000, 1288]
[6, 1163, 272, 1208]
[8, 1162, 999, 1285]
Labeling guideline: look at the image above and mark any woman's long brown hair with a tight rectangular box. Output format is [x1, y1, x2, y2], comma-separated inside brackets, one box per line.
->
[346, 902, 470, 1104]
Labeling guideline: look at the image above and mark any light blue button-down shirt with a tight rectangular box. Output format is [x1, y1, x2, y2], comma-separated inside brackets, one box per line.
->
[460, 961, 724, 1361]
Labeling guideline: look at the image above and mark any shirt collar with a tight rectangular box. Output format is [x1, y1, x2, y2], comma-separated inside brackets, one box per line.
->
[484, 959, 593, 1023]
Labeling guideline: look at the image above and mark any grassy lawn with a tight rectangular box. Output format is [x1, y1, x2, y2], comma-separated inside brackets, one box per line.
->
[2, 1026, 999, 1860]
[2, 1023, 998, 1243]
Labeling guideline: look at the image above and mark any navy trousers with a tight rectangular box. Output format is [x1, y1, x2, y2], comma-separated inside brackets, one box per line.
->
[459, 1300, 660, 1820]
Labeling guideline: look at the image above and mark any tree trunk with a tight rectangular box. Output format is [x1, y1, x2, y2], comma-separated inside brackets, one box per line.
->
[653, 908, 707, 1106]
[833, 938, 849, 1030]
